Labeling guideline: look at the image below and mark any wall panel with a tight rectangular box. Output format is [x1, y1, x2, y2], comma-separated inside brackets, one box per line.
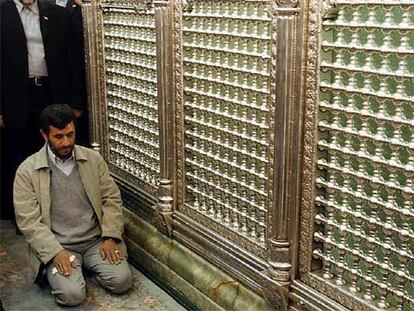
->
[83, 0, 414, 309]
[101, 1, 160, 196]
[299, 1, 414, 310]
[178, 0, 272, 258]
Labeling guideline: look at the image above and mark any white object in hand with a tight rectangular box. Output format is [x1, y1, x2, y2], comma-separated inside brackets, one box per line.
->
[52, 255, 76, 275]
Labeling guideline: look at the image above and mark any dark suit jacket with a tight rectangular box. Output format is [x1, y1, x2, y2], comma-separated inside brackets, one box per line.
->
[0, 0, 80, 129]
[65, 0, 86, 109]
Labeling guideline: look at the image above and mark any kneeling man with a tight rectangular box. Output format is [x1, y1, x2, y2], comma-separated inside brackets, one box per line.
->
[14, 104, 133, 306]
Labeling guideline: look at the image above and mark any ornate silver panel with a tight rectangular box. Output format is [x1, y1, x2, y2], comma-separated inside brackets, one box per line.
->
[84, 0, 414, 309]
[178, 0, 272, 258]
[101, 3, 160, 196]
[300, 1, 414, 310]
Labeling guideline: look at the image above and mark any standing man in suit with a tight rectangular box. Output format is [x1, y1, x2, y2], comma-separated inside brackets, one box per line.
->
[0, 0, 81, 220]
[55, 0, 89, 147]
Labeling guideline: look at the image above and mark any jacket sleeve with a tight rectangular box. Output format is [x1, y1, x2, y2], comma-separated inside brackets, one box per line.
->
[98, 155, 124, 240]
[13, 164, 64, 264]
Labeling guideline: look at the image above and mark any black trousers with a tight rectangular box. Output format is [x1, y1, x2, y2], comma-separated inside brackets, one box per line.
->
[0, 82, 52, 219]
[75, 111, 90, 147]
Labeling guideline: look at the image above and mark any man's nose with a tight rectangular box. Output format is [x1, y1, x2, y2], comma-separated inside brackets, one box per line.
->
[62, 136, 72, 147]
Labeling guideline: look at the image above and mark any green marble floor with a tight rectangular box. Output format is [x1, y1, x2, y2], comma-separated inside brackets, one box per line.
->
[0, 220, 187, 311]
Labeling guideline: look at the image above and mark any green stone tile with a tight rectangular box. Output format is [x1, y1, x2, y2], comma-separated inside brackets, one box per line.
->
[167, 244, 196, 285]
[123, 211, 271, 311]
[233, 286, 273, 311]
[126, 237, 224, 311]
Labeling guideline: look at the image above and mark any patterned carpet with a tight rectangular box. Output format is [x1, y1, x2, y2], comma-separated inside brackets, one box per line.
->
[0, 220, 186, 311]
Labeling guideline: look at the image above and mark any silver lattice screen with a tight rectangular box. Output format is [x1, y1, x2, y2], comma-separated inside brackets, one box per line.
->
[102, 5, 160, 195]
[83, 0, 414, 310]
[312, 2, 414, 310]
[181, 0, 272, 257]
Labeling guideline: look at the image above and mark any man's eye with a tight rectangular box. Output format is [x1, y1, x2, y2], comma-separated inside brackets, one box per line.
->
[55, 135, 63, 139]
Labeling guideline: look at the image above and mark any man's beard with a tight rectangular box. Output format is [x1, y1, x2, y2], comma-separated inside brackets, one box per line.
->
[48, 142, 74, 160]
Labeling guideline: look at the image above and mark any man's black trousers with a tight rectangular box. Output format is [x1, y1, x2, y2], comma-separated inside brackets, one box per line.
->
[1, 81, 52, 219]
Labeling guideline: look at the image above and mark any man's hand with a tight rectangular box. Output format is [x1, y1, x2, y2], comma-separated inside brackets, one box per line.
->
[72, 109, 83, 118]
[0, 115, 4, 128]
[100, 238, 124, 265]
[73, 0, 83, 7]
[53, 250, 76, 276]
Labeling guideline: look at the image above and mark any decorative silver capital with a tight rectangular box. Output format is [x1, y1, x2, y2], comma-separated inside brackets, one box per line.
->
[157, 179, 174, 237]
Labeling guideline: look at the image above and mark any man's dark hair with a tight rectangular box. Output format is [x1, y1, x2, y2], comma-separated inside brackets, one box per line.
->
[39, 104, 75, 134]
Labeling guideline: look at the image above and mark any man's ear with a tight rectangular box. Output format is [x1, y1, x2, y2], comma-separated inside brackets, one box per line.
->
[40, 129, 48, 142]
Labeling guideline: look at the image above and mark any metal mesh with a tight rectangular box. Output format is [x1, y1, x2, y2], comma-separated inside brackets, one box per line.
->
[102, 9, 160, 190]
[313, 2, 414, 310]
[182, 0, 272, 245]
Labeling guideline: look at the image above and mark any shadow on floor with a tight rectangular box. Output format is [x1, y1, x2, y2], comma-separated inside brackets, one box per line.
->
[0, 220, 186, 311]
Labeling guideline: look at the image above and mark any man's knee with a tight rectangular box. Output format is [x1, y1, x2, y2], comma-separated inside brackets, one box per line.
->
[55, 283, 86, 306]
[101, 266, 133, 294]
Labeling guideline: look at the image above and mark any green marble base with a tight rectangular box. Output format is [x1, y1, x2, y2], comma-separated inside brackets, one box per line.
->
[124, 209, 272, 311]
